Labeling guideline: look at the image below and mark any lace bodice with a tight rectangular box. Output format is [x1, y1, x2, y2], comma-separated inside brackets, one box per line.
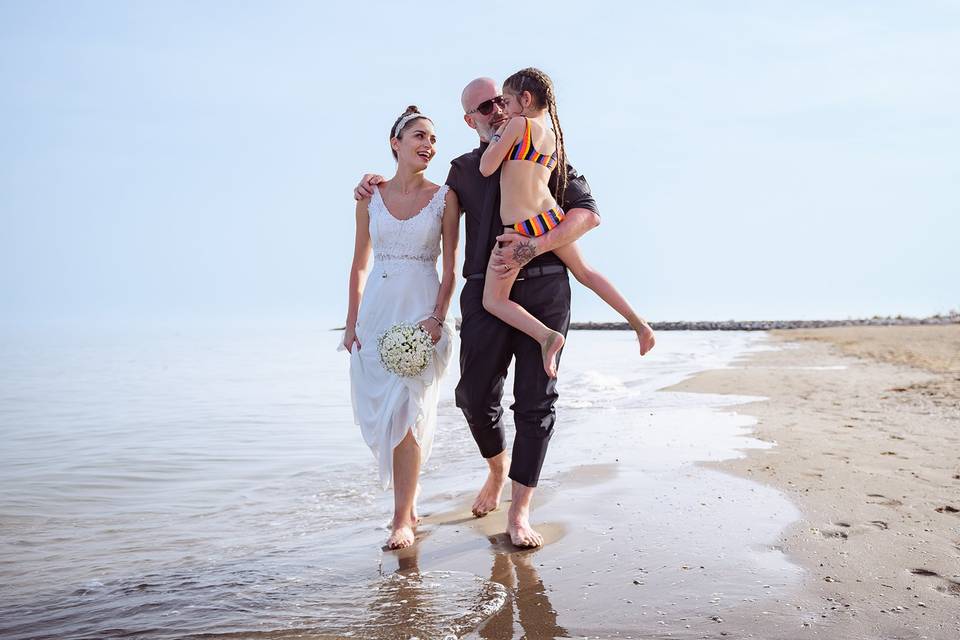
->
[369, 185, 448, 265]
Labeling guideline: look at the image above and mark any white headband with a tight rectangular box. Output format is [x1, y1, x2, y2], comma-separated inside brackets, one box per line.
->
[393, 112, 431, 138]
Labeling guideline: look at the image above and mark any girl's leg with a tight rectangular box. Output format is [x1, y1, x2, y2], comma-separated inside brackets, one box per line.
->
[387, 428, 420, 550]
[482, 250, 564, 377]
[553, 242, 656, 355]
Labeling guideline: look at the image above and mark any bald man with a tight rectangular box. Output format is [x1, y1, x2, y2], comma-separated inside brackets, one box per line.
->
[354, 77, 600, 547]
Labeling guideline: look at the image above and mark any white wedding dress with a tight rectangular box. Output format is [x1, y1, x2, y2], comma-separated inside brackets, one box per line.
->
[341, 185, 455, 489]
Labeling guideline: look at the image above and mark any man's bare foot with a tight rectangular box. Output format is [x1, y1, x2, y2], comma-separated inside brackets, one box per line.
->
[472, 455, 508, 518]
[634, 321, 656, 356]
[507, 511, 543, 548]
[386, 518, 416, 550]
[540, 330, 565, 378]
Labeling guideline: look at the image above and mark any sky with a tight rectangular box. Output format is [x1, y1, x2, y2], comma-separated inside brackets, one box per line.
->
[1, 0, 958, 328]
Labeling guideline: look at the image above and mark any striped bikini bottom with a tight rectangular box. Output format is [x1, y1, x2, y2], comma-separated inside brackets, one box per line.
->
[504, 206, 565, 238]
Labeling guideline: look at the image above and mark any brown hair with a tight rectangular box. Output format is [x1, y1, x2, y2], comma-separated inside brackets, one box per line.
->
[389, 105, 430, 160]
[503, 68, 567, 205]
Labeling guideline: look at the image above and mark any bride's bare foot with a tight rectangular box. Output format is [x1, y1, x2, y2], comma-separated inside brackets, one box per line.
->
[540, 330, 565, 378]
[472, 454, 508, 518]
[387, 518, 416, 550]
[507, 509, 544, 548]
[634, 321, 656, 356]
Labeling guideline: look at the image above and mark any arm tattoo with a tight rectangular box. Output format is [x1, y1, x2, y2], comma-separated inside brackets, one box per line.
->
[512, 240, 537, 267]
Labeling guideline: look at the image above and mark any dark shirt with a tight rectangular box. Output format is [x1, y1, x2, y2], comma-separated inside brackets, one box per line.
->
[445, 142, 600, 278]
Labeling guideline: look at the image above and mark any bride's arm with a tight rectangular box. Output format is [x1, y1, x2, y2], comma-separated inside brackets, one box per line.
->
[425, 188, 461, 338]
[344, 199, 372, 350]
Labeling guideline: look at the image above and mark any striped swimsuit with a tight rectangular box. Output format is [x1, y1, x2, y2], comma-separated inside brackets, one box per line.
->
[504, 117, 565, 237]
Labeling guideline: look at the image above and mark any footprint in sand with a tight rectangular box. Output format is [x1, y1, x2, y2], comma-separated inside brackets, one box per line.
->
[866, 493, 903, 507]
[818, 520, 890, 539]
[909, 568, 960, 597]
[817, 527, 849, 539]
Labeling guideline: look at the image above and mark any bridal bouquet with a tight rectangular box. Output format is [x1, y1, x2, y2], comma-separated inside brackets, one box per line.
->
[377, 322, 434, 377]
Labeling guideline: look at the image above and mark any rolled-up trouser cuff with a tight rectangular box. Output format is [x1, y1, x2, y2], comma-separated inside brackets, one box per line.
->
[508, 429, 552, 488]
[471, 416, 507, 460]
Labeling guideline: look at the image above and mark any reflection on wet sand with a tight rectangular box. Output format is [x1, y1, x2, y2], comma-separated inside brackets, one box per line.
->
[477, 538, 568, 640]
[373, 538, 508, 639]
[379, 532, 567, 640]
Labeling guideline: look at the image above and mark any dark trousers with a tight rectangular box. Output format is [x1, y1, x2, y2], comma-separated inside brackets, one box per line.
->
[455, 273, 571, 487]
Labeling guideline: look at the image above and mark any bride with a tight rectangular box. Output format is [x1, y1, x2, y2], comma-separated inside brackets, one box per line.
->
[341, 106, 460, 549]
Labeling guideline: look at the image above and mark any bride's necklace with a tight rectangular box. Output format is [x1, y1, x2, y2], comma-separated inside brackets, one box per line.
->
[383, 181, 429, 220]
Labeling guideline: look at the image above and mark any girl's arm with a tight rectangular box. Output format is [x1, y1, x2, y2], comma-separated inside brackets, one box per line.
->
[344, 199, 372, 350]
[479, 117, 526, 177]
[422, 188, 461, 342]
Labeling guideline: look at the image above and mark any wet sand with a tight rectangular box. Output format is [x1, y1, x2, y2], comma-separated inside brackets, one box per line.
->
[670, 325, 960, 639]
[372, 334, 808, 639]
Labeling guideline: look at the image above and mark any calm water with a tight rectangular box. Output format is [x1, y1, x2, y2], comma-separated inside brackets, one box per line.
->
[0, 325, 795, 638]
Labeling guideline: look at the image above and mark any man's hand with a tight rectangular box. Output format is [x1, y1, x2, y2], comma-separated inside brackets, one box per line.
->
[354, 173, 385, 201]
[490, 233, 538, 280]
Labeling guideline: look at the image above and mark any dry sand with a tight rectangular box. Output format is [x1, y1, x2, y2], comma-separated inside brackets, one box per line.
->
[670, 325, 960, 639]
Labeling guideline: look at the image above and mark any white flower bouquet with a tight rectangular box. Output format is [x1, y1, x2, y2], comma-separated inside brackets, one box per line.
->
[377, 322, 434, 378]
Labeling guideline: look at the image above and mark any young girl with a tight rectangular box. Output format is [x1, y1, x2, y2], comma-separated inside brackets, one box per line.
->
[479, 67, 656, 377]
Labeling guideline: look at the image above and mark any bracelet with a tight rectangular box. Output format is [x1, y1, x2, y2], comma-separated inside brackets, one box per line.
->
[429, 315, 444, 325]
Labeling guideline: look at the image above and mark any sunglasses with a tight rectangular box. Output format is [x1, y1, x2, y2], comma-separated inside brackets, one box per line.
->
[467, 95, 505, 116]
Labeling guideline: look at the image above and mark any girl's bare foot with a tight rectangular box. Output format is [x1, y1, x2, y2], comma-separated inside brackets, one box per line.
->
[540, 330, 565, 378]
[387, 518, 416, 550]
[634, 321, 656, 356]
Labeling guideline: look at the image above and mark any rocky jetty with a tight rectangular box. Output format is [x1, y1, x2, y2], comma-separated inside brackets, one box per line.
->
[570, 313, 960, 332]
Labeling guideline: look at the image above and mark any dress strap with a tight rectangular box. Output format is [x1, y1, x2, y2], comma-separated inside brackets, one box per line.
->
[431, 184, 449, 216]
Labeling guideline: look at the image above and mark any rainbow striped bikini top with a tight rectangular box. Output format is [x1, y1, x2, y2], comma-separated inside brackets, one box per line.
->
[508, 117, 558, 170]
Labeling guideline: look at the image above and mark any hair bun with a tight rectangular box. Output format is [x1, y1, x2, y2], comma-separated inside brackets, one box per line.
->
[403, 105, 420, 115]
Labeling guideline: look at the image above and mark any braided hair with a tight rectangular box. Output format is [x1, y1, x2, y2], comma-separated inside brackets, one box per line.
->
[503, 68, 567, 206]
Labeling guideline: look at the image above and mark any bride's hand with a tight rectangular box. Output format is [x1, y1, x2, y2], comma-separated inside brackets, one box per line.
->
[419, 318, 442, 345]
[343, 327, 361, 351]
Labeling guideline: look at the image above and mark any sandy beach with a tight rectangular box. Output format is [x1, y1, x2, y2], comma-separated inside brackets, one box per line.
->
[668, 325, 960, 639]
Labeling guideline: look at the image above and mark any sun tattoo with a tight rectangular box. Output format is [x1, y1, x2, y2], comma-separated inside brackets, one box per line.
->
[512, 239, 537, 267]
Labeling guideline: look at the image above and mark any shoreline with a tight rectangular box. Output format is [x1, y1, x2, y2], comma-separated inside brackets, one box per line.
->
[572, 314, 960, 332]
[668, 325, 960, 639]
[333, 315, 960, 333]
